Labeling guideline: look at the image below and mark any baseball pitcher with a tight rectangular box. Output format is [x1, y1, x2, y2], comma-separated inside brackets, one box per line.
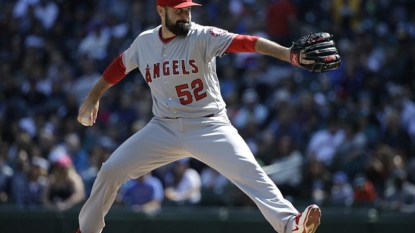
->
[75, 0, 340, 233]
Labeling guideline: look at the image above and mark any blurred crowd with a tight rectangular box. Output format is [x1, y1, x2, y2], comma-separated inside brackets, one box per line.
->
[1, 0, 415, 215]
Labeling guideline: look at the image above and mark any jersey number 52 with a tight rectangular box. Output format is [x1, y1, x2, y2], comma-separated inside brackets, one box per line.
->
[175, 78, 207, 105]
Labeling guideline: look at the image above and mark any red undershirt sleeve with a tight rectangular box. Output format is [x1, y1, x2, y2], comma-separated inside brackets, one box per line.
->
[102, 53, 127, 84]
[226, 34, 259, 53]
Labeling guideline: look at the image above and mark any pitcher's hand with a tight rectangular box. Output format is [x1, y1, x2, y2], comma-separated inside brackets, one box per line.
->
[77, 98, 99, 126]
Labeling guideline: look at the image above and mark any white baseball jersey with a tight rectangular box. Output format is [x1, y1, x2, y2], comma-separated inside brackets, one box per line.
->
[78, 22, 301, 233]
[122, 23, 235, 118]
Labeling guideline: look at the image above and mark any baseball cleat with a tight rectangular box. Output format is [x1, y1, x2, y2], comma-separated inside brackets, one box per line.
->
[292, 204, 321, 233]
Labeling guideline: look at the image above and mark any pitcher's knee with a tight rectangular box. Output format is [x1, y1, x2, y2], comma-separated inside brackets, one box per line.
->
[97, 161, 127, 182]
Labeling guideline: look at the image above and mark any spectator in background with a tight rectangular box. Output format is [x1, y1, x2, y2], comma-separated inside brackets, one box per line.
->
[269, 135, 304, 199]
[232, 88, 268, 131]
[57, 91, 81, 120]
[80, 145, 111, 197]
[383, 169, 415, 213]
[38, 128, 58, 159]
[77, 21, 111, 61]
[42, 155, 85, 211]
[331, 119, 368, 178]
[266, 101, 304, 150]
[164, 159, 201, 206]
[0, 153, 13, 204]
[219, 66, 239, 103]
[380, 109, 412, 160]
[60, 133, 89, 174]
[256, 56, 289, 89]
[306, 117, 345, 166]
[266, 0, 298, 45]
[20, 72, 48, 110]
[13, 0, 38, 18]
[364, 145, 396, 198]
[301, 158, 332, 206]
[13, 156, 49, 208]
[71, 58, 101, 105]
[41, 79, 69, 115]
[387, 85, 415, 147]
[407, 158, 415, 186]
[296, 91, 323, 147]
[330, 171, 354, 206]
[8, 126, 35, 162]
[117, 173, 164, 215]
[255, 129, 277, 165]
[355, 94, 380, 148]
[13, 0, 59, 31]
[34, 0, 59, 31]
[331, 0, 362, 37]
[109, 93, 138, 136]
[10, 150, 30, 206]
[200, 166, 229, 196]
[352, 173, 377, 207]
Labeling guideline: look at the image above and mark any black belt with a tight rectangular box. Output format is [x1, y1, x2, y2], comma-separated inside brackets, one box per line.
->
[166, 113, 214, 119]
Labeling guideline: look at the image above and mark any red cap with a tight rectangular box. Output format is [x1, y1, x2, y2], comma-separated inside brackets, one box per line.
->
[157, 0, 202, 8]
[55, 155, 72, 168]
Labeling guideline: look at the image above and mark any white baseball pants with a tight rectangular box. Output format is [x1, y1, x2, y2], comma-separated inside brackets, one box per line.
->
[78, 114, 298, 233]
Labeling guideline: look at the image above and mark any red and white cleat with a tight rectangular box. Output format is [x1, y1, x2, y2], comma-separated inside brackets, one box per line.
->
[292, 204, 321, 233]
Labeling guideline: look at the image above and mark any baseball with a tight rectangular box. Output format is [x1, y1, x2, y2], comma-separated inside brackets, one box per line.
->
[80, 116, 91, 126]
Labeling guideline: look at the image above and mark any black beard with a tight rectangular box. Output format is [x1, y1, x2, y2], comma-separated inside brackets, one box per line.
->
[165, 12, 191, 36]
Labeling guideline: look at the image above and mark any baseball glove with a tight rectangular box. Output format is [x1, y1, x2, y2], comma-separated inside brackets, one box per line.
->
[290, 32, 341, 72]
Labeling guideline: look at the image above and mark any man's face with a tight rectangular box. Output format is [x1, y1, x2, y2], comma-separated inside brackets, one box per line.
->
[164, 7, 192, 36]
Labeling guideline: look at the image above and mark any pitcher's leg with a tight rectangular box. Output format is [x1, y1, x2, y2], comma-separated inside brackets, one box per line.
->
[186, 124, 298, 233]
[79, 121, 185, 233]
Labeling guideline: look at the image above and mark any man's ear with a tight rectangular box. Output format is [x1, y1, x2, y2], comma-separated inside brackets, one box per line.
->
[156, 6, 164, 18]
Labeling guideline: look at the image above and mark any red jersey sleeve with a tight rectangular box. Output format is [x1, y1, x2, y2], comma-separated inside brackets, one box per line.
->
[226, 34, 259, 53]
[102, 53, 127, 84]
